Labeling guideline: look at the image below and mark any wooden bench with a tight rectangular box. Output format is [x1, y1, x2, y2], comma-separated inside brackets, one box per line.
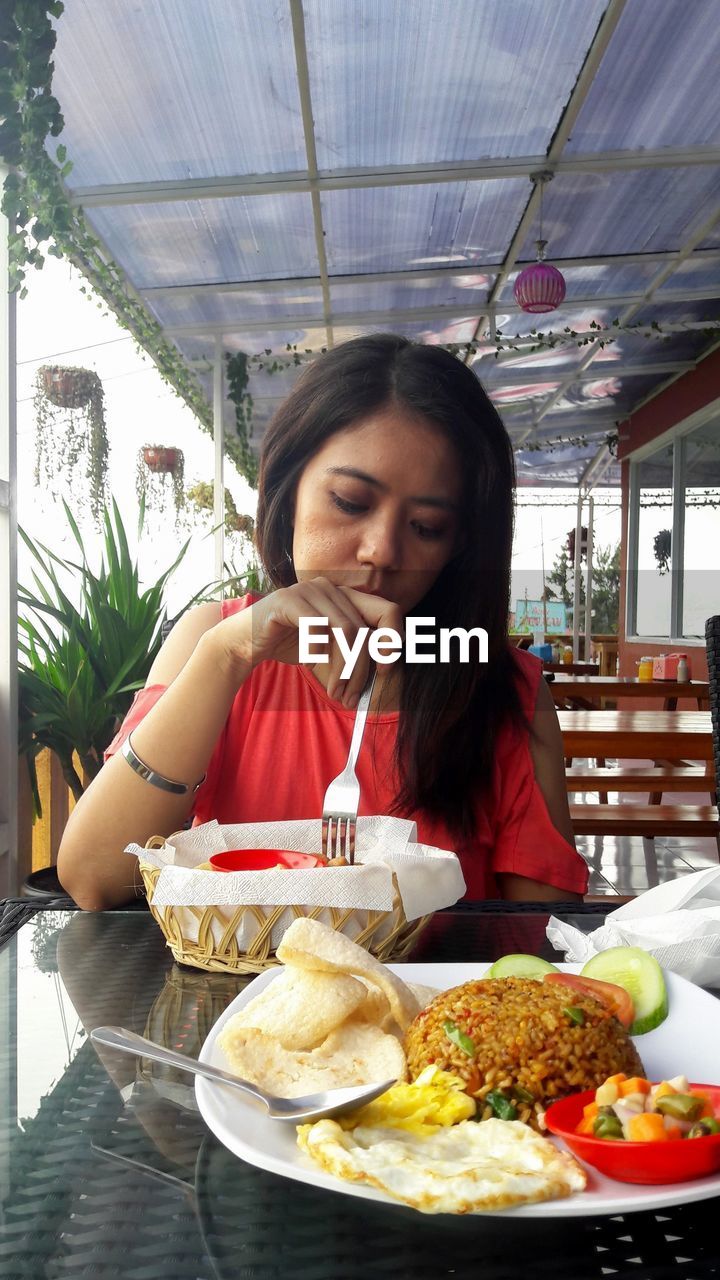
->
[566, 765, 715, 795]
[570, 803, 720, 839]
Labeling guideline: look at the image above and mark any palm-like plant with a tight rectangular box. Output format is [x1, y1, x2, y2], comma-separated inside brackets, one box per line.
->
[18, 498, 195, 814]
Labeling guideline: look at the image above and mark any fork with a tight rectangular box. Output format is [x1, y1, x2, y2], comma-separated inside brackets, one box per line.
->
[321, 667, 377, 864]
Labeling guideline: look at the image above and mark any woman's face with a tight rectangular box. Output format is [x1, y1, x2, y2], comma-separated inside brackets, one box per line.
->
[291, 406, 464, 614]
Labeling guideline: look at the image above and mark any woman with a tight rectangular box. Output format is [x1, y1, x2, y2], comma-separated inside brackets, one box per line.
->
[57, 334, 588, 910]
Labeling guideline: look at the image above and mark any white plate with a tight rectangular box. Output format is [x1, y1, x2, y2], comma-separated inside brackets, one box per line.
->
[196, 962, 720, 1218]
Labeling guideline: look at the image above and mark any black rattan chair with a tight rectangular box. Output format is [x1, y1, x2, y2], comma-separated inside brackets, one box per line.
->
[706, 614, 720, 805]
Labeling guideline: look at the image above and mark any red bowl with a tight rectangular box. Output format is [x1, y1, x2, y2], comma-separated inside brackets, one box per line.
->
[209, 848, 324, 872]
[545, 1085, 720, 1184]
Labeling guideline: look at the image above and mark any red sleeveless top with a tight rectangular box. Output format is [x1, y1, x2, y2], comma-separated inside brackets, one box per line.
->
[106, 596, 588, 901]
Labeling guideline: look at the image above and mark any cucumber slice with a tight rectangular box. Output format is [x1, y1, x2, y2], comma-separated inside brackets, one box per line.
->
[487, 954, 559, 979]
[581, 946, 668, 1035]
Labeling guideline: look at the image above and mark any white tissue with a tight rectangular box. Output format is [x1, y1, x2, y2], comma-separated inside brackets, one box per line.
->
[547, 867, 720, 987]
[126, 815, 466, 951]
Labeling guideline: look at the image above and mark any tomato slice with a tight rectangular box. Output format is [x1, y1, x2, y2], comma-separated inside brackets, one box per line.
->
[543, 972, 635, 1029]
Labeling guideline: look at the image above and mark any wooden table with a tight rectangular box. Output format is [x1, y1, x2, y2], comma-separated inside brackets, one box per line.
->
[544, 660, 599, 676]
[550, 675, 710, 710]
[558, 709, 714, 761]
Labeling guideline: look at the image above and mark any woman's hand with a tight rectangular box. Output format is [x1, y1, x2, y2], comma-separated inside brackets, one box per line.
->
[217, 578, 405, 708]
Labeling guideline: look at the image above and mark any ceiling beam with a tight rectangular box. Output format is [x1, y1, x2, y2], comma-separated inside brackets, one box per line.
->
[465, 0, 629, 358]
[158, 284, 720, 337]
[289, 0, 332, 349]
[139, 248, 720, 298]
[68, 146, 720, 208]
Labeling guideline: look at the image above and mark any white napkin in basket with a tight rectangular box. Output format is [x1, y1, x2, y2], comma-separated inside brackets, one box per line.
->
[126, 815, 466, 922]
[546, 866, 720, 987]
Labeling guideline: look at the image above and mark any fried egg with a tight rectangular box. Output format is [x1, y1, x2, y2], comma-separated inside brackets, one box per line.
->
[297, 1117, 587, 1214]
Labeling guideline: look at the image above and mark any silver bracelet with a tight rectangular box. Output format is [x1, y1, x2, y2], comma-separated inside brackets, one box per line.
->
[120, 734, 206, 796]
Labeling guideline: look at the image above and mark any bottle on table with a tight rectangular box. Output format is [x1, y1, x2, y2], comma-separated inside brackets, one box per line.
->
[677, 655, 689, 682]
[637, 656, 653, 681]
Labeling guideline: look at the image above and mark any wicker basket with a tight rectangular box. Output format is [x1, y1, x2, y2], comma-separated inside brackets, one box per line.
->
[138, 841, 433, 975]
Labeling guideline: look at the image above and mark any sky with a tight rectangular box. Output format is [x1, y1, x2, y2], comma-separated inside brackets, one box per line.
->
[15, 255, 621, 618]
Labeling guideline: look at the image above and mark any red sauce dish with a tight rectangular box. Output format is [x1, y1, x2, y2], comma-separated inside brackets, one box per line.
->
[545, 1085, 720, 1184]
[208, 849, 324, 872]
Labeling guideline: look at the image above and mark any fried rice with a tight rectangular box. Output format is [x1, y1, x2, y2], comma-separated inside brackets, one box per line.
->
[404, 977, 644, 1129]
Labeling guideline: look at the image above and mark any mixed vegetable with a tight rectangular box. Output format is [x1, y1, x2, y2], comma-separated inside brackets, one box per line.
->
[576, 1073, 720, 1142]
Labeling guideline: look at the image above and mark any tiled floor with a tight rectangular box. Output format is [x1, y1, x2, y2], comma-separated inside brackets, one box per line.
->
[573, 760, 718, 897]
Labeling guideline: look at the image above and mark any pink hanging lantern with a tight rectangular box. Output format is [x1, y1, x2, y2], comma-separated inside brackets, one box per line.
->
[514, 241, 566, 314]
[513, 171, 566, 314]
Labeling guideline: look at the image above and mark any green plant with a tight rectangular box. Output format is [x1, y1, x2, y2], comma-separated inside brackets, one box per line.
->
[219, 559, 268, 598]
[225, 352, 257, 487]
[33, 365, 109, 525]
[18, 497, 194, 814]
[545, 539, 620, 632]
[186, 480, 255, 537]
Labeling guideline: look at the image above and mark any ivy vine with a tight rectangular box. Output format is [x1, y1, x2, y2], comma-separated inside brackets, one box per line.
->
[521, 429, 619, 456]
[225, 351, 257, 487]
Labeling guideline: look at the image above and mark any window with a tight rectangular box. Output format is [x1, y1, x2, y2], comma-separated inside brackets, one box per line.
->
[628, 414, 720, 639]
[682, 418, 720, 636]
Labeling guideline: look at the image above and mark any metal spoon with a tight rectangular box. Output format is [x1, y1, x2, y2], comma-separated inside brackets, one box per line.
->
[91, 1025, 396, 1122]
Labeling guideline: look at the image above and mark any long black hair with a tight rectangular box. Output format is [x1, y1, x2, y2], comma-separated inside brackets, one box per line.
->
[256, 334, 526, 839]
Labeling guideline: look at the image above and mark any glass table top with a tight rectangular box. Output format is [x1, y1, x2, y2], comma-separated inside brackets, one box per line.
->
[1, 904, 718, 1279]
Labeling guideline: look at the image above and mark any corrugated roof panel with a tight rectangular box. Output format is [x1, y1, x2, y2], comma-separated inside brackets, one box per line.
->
[53, 0, 305, 184]
[321, 180, 528, 274]
[222, 328, 330, 355]
[656, 256, 720, 293]
[552, 373, 663, 416]
[328, 274, 493, 315]
[490, 382, 563, 409]
[566, 0, 720, 153]
[420, 319, 480, 345]
[88, 194, 319, 288]
[537, 409, 621, 437]
[477, 348, 586, 382]
[632, 298, 720, 327]
[517, 169, 720, 259]
[147, 287, 325, 330]
[305, 0, 606, 168]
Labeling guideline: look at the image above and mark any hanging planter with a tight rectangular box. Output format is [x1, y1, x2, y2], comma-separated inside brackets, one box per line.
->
[41, 364, 96, 409]
[136, 445, 186, 517]
[142, 444, 182, 474]
[33, 365, 109, 526]
[653, 529, 672, 575]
